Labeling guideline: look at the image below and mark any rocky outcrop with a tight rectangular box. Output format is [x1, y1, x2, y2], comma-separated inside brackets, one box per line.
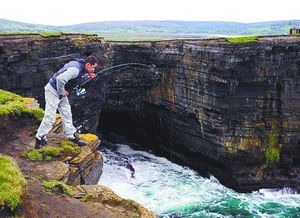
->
[28, 135, 103, 186]
[16, 96, 104, 186]
[1, 34, 300, 192]
[0, 92, 155, 217]
[73, 185, 155, 218]
[67, 136, 103, 185]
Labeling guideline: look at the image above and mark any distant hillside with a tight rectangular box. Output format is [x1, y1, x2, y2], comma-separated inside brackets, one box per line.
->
[0, 19, 60, 33]
[1, 19, 300, 36]
[62, 20, 300, 35]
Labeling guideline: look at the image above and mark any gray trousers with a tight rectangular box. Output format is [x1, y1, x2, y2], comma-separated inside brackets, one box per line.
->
[36, 89, 77, 139]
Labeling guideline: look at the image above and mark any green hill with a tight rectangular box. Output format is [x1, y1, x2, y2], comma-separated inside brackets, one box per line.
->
[1, 19, 299, 40]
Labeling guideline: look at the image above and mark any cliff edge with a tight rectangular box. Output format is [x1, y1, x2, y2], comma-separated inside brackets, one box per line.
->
[0, 89, 155, 217]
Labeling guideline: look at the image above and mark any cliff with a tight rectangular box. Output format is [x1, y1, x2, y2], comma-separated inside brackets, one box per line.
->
[1, 34, 300, 192]
[0, 91, 155, 217]
[100, 36, 300, 192]
[0, 33, 110, 103]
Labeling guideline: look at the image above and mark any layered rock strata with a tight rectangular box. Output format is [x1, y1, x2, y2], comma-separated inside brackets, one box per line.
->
[1, 34, 300, 192]
[99, 36, 300, 192]
[0, 33, 110, 105]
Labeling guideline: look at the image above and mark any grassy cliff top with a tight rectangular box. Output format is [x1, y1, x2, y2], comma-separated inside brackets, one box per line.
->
[0, 89, 44, 121]
[0, 154, 26, 212]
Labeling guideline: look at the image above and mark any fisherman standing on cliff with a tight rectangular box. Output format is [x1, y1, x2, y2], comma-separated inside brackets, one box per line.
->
[35, 56, 99, 149]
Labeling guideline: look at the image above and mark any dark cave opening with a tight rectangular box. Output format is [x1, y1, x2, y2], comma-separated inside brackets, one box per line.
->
[97, 110, 158, 146]
[96, 108, 232, 189]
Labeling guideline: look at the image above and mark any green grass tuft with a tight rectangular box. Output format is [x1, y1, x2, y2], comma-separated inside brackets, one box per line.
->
[22, 149, 43, 161]
[42, 147, 61, 157]
[59, 141, 81, 156]
[0, 154, 26, 211]
[82, 33, 98, 40]
[22, 141, 81, 161]
[0, 90, 22, 104]
[265, 147, 280, 163]
[82, 193, 95, 202]
[22, 107, 45, 122]
[264, 121, 281, 167]
[0, 89, 44, 121]
[226, 36, 258, 43]
[124, 199, 139, 208]
[42, 180, 74, 196]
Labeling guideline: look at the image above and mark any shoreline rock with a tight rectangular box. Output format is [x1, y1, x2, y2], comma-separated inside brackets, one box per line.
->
[0, 91, 155, 217]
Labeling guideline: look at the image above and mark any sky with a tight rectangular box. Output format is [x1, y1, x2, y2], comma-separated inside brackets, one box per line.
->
[0, 0, 299, 26]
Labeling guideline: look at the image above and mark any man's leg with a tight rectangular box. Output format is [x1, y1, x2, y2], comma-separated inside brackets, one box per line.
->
[58, 97, 86, 146]
[36, 90, 59, 144]
[57, 97, 77, 138]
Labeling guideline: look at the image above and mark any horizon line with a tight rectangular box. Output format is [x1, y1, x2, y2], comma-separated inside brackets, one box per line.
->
[1, 18, 300, 27]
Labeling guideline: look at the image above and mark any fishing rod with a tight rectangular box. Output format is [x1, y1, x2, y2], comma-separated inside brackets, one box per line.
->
[74, 63, 155, 96]
[52, 63, 157, 133]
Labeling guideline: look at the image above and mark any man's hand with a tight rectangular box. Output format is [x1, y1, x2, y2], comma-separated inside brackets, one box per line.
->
[88, 72, 97, 79]
[59, 90, 69, 99]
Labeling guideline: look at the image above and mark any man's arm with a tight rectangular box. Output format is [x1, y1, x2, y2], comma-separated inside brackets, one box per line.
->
[56, 67, 80, 96]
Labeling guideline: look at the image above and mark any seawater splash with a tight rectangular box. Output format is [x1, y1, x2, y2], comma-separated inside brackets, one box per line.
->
[98, 144, 300, 217]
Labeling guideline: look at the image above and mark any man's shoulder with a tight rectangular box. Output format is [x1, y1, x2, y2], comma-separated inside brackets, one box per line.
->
[67, 67, 80, 74]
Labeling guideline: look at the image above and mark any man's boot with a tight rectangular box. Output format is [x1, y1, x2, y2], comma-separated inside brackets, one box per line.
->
[35, 136, 47, 149]
[68, 134, 86, 147]
[35, 137, 42, 149]
[41, 136, 48, 146]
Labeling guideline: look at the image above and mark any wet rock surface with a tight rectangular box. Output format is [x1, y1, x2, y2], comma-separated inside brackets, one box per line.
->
[1, 34, 300, 192]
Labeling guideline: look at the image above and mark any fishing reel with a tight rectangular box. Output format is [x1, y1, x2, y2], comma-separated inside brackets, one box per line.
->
[75, 87, 87, 96]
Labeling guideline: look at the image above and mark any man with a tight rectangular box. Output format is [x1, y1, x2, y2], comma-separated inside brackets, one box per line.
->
[35, 56, 98, 149]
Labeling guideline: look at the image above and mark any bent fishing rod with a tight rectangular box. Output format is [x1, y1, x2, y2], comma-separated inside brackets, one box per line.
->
[79, 63, 154, 87]
[52, 63, 156, 133]
[74, 62, 156, 96]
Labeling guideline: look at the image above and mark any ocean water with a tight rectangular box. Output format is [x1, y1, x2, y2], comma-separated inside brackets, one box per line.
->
[98, 144, 300, 218]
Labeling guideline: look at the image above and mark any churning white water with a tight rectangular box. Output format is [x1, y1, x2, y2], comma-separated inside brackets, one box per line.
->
[98, 144, 300, 217]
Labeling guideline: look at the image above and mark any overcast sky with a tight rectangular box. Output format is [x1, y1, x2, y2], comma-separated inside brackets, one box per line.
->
[1, 0, 299, 26]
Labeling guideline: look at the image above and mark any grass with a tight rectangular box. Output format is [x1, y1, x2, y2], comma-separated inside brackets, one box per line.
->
[264, 122, 281, 167]
[261, 121, 281, 168]
[0, 89, 23, 104]
[22, 141, 81, 161]
[78, 133, 97, 143]
[102, 34, 164, 41]
[23, 108, 44, 121]
[100, 195, 140, 213]
[0, 89, 44, 121]
[0, 32, 100, 39]
[226, 36, 258, 43]
[0, 32, 62, 37]
[39, 32, 62, 37]
[42, 180, 74, 196]
[82, 193, 95, 202]
[0, 32, 38, 36]
[0, 154, 26, 211]
[82, 33, 99, 40]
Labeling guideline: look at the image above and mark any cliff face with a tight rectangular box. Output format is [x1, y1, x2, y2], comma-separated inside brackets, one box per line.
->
[0, 34, 110, 104]
[1, 34, 300, 192]
[100, 37, 300, 192]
